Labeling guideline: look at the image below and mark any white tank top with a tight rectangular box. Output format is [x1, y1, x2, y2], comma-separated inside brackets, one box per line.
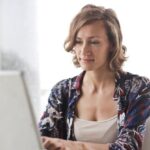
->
[74, 115, 117, 144]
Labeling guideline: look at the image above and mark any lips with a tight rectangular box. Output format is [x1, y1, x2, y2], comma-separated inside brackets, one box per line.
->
[80, 57, 94, 62]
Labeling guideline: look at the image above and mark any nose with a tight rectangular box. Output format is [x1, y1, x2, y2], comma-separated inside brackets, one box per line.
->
[80, 43, 91, 56]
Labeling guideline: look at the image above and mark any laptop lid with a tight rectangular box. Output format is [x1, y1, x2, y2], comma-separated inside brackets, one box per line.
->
[0, 71, 43, 150]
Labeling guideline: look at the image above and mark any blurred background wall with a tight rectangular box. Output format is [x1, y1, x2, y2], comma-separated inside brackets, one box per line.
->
[0, 0, 40, 119]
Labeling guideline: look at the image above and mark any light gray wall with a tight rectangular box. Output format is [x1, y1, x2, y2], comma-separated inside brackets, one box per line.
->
[0, 0, 40, 119]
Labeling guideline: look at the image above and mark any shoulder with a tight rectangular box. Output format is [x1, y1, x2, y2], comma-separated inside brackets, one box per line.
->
[120, 71, 150, 91]
[120, 72, 150, 128]
[51, 75, 77, 91]
[46, 74, 79, 109]
[122, 71, 149, 82]
[51, 71, 85, 92]
[50, 71, 84, 96]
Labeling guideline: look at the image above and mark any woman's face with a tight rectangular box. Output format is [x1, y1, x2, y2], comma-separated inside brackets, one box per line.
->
[74, 20, 111, 72]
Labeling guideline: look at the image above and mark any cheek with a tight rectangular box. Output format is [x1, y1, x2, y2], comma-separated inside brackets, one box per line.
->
[94, 51, 109, 61]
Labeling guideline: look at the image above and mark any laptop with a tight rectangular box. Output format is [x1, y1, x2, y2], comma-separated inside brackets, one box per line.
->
[0, 71, 44, 150]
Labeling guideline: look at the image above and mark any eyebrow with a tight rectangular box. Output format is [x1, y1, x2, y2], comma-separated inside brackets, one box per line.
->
[76, 36, 101, 40]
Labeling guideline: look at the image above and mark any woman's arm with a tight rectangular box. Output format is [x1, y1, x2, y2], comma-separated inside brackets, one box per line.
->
[39, 79, 69, 138]
[109, 76, 150, 150]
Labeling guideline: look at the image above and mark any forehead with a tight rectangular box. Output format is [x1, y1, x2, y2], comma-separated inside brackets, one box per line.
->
[76, 20, 107, 39]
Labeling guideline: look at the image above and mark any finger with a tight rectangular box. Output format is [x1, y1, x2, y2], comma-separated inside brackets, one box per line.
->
[44, 141, 50, 150]
[42, 137, 57, 150]
[41, 136, 46, 142]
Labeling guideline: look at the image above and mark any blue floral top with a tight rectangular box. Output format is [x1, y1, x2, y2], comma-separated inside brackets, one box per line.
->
[39, 71, 150, 150]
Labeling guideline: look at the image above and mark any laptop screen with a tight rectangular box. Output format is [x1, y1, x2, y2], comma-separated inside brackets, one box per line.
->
[0, 71, 43, 150]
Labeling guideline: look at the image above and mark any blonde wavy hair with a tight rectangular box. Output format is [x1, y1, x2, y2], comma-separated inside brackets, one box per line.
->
[64, 4, 127, 72]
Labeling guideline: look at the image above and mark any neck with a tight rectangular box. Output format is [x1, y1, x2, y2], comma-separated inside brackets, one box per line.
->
[83, 69, 115, 93]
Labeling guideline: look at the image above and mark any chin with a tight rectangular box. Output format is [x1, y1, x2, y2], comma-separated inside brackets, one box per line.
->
[80, 66, 94, 71]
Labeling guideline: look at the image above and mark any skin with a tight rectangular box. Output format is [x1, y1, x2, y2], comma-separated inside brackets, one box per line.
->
[42, 20, 117, 150]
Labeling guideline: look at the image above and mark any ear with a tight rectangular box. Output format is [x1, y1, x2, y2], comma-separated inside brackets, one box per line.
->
[71, 48, 76, 54]
[109, 44, 113, 52]
[109, 42, 115, 52]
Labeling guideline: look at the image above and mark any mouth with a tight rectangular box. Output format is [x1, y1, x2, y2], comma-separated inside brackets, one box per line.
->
[79, 58, 94, 63]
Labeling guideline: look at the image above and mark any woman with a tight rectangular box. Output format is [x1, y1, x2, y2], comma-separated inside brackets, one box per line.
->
[39, 4, 150, 150]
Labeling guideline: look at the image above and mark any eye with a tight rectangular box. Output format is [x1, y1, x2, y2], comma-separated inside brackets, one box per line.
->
[75, 40, 82, 45]
[90, 40, 100, 45]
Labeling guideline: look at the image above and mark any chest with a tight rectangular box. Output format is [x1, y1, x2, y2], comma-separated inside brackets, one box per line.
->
[75, 91, 118, 121]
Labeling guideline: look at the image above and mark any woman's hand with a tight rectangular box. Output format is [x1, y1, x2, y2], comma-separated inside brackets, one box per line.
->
[41, 136, 67, 150]
[41, 136, 109, 150]
[41, 136, 85, 150]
